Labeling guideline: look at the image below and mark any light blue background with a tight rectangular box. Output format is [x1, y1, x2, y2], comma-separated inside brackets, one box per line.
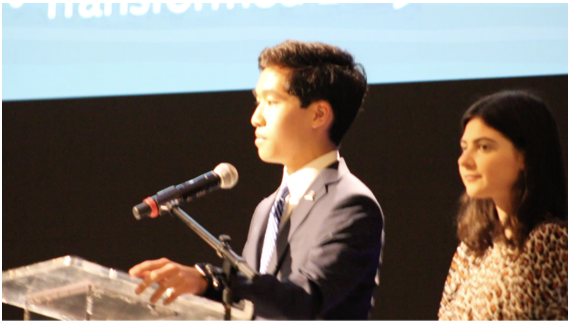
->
[3, 3, 568, 101]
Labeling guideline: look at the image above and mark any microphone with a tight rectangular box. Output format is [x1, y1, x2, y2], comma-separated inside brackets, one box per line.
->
[133, 163, 238, 220]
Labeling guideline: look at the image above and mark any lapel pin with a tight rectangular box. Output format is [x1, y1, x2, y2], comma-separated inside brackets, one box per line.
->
[304, 190, 316, 201]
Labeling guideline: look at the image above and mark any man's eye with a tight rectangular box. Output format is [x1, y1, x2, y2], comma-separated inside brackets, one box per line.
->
[479, 144, 490, 151]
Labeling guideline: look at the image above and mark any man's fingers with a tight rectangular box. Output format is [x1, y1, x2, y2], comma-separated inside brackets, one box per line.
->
[129, 259, 199, 303]
[148, 262, 181, 281]
[129, 258, 171, 276]
[135, 272, 167, 295]
[163, 290, 180, 305]
[134, 279, 150, 295]
[155, 271, 201, 304]
[149, 284, 169, 304]
[134, 262, 181, 295]
[149, 275, 185, 304]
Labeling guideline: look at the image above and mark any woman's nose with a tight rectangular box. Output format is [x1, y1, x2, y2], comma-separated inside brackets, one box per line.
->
[458, 148, 474, 169]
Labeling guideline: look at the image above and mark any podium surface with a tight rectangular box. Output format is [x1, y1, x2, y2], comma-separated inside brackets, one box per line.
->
[2, 256, 252, 320]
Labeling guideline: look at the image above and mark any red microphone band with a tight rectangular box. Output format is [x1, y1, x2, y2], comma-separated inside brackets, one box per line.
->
[144, 197, 159, 218]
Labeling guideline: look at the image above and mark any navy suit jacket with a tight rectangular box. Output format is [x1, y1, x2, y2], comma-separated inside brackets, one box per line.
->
[218, 159, 384, 319]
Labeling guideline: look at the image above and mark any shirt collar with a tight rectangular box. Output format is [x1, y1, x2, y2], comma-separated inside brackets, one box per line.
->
[281, 150, 340, 204]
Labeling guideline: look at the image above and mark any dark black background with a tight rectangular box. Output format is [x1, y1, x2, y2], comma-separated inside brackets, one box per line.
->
[3, 75, 567, 320]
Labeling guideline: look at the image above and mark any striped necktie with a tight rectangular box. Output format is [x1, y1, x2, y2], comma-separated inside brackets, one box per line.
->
[259, 184, 290, 274]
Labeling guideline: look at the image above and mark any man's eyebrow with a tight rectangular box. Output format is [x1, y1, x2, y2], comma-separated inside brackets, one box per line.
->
[254, 89, 286, 99]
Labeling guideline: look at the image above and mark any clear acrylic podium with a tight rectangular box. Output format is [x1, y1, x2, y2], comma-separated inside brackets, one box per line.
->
[2, 256, 253, 320]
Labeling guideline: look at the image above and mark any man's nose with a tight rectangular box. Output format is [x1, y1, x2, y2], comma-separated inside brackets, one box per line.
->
[251, 104, 264, 127]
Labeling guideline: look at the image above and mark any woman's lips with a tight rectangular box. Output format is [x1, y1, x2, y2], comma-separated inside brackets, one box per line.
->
[463, 174, 481, 182]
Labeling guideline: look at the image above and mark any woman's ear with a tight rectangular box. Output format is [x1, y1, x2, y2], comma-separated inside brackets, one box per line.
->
[517, 151, 526, 171]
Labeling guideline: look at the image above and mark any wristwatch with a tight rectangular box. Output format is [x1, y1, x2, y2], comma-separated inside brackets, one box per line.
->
[194, 262, 225, 290]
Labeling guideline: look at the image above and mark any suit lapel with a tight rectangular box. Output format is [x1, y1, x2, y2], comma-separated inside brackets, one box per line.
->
[243, 192, 277, 270]
[267, 159, 347, 275]
[287, 175, 329, 241]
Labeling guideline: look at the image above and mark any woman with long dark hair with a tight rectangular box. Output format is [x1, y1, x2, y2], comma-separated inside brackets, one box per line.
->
[438, 90, 568, 320]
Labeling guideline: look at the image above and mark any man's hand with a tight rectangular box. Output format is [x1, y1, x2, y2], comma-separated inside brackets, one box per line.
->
[129, 258, 208, 305]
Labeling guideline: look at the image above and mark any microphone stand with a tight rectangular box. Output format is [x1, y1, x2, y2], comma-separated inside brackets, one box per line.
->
[160, 198, 258, 320]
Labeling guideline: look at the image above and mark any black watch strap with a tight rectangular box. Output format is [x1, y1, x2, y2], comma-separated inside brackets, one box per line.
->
[195, 262, 225, 290]
[195, 263, 225, 303]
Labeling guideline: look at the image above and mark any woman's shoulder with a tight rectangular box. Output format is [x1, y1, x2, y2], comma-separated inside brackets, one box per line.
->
[522, 220, 568, 270]
[518, 220, 568, 319]
[526, 220, 568, 248]
[453, 241, 488, 267]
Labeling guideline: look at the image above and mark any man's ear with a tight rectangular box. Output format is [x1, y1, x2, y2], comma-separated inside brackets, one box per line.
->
[311, 100, 333, 130]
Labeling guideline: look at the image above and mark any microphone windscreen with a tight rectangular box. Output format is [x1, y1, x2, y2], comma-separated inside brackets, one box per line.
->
[214, 163, 238, 189]
[132, 201, 151, 220]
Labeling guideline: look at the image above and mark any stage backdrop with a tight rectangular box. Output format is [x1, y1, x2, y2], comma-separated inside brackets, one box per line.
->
[3, 75, 568, 319]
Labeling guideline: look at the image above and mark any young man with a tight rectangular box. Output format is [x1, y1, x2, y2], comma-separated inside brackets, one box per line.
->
[130, 40, 384, 319]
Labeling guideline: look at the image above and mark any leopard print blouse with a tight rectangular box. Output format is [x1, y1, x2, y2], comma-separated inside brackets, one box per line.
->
[438, 222, 568, 320]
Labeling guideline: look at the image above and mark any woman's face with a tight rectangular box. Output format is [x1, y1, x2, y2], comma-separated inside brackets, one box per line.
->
[458, 117, 525, 203]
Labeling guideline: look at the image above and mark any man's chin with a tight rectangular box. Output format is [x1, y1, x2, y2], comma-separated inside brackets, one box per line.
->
[257, 152, 282, 165]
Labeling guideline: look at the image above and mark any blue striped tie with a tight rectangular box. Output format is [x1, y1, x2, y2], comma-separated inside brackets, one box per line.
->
[259, 184, 290, 274]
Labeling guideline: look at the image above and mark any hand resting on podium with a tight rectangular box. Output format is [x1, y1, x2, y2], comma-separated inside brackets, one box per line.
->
[129, 258, 208, 305]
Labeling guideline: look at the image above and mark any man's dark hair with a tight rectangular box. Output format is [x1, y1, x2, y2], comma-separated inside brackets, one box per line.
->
[258, 40, 368, 146]
[457, 90, 567, 255]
